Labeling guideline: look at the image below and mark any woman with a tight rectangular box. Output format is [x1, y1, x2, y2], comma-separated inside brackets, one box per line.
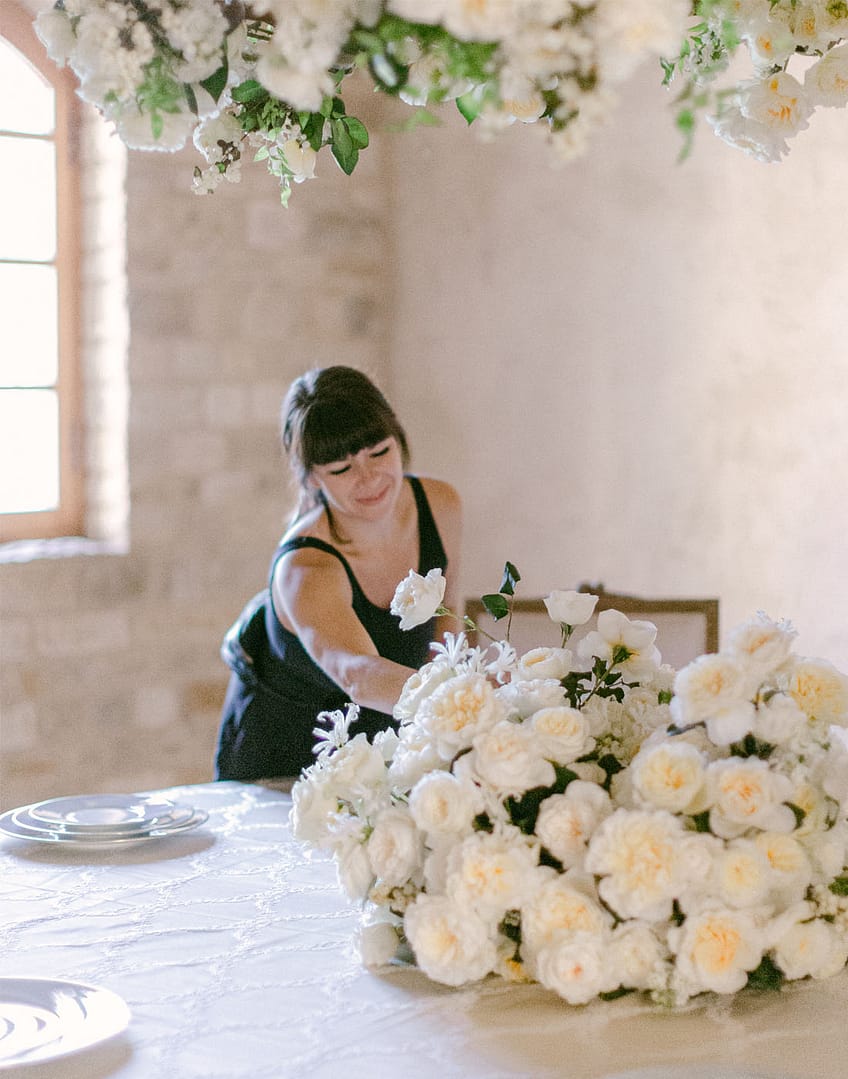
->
[215, 366, 461, 781]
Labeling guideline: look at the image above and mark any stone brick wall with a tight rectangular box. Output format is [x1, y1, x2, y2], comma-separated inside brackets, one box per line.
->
[0, 75, 395, 810]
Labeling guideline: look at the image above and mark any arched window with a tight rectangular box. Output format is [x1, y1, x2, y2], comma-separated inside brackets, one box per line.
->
[0, 1, 82, 541]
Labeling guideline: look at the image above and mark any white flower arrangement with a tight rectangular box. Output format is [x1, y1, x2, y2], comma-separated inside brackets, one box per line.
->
[291, 563, 848, 1008]
[33, 1, 847, 205]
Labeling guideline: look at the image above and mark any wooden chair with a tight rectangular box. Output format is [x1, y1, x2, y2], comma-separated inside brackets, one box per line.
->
[464, 584, 719, 669]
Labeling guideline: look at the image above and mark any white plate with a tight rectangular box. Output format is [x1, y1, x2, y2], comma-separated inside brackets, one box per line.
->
[0, 807, 208, 846]
[27, 793, 178, 833]
[0, 978, 130, 1069]
[12, 803, 196, 840]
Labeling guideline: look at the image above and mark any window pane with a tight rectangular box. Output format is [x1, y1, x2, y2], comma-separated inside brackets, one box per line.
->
[0, 136, 56, 261]
[0, 388, 60, 513]
[0, 38, 55, 135]
[0, 264, 58, 387]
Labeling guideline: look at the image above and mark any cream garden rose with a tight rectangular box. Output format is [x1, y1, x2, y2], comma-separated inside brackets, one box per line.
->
[390, 568, 446, 631]
[787, 657, 848, 725]
[534, 782, 612, 868]
[403, 894, 497, 987]
[630, 741, 708, 813]
[417, 671, 503, 759]
[669, 906, 764, 995]
[471, 720, 557, 795]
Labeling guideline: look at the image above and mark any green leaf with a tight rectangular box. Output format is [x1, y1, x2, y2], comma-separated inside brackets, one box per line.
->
[343, 115, 369, 149]
[785, 802, 807, 829]
[200, 61, 228, 104]
[746, 955, 784, 992]
[690, 810, 712, 833]
[455, 91, 482, 124]
[330, 116, 358, 174]
[829, 876, 848, 896]
[481, 593, 509, 621]
[499, 561, 521, 596]
[184, 83, 199, 116]
[253, 146, 269, 161]
[231, 80, 268, 105]
[300, 112, 325, 151]
[150, 111, 163, 141]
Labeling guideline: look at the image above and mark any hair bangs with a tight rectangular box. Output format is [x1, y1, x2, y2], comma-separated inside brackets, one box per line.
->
[302, 403, 396, 468]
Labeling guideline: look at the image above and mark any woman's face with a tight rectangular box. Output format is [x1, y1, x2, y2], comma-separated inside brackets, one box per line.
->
[309, 437, 404, 523]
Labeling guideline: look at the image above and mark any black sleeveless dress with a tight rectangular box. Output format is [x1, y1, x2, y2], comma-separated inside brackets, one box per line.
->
[214, 477, 447, 781]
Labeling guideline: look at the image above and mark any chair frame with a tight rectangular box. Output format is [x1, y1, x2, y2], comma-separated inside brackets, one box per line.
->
[465, 584, 719, 655]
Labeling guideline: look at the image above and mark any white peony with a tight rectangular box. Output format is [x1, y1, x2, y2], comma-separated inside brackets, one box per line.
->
[390, 568, 447, 631]
[496, 678, 566, 720]
[403, 894, 497, 987]
[543, 590, 598, 628]
[471, 720, 556, 795]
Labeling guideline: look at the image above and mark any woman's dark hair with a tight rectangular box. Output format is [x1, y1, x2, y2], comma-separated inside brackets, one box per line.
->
[281, 366, 410, 530]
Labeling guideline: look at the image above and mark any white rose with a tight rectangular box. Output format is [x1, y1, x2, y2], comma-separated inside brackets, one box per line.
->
[535, 936, 617, 1005]
[528, 706, 594, 765]
[804, 43, 848, 108]
[390, 568, 446, 631]
[704, 699, 758, 747]
[357, 912, 400, 968]
[34, 9, 77, 66]
[707, 758, 796, 839]
[754, 693, 807, 745]
[585, 808, 694, 921]
[403, 894, 497, 987]
[787, 657, 848, 725]
[543, 590, 598, 627]
[516, 647, 573, 682]
[446, 829, 539, 919]
[727, 612, 796, 675]
[289, 773, 339, 845]
[279, 138, 317, 183]
[671, 653, 757, 729]
[335, 836, 373, 900]
[367, 807, 422, 887]
[669, 906, 764, 995]
[754, 832, 812, 903]
[773, 915, 848, 980]
[321, 732, 387, 800]
[740, 72, 813, 137]
[521, 872, 611, 960]
[393, 659, 455, 721]
[496, 678, 566, 720]
[409, 770, 481, 836]
[471, 720, 556, 795]
[713, 839, 773, 908]
[418, 672, 503, 759]
[609, 922, 669, 992]
[577, 609, 661, 679]
[630, 741, 707, 813]
[534, 782, 612, 868]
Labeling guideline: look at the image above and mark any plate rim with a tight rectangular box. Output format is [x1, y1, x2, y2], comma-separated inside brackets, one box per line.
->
[11, 802, 195, 838]
[0, 807, 208, 846]
[27, 793, 177, 831]
[0, 976, 130, 1069]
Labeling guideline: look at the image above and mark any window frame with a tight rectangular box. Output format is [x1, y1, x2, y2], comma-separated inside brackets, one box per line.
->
[0, 0, 83, 542]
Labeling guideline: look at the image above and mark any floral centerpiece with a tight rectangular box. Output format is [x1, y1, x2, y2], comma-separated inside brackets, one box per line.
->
[33, 2, 848, 207]
[291, 564, 848, 1008]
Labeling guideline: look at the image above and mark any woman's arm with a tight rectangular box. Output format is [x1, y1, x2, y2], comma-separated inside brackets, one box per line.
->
[272, 547, 415, 714]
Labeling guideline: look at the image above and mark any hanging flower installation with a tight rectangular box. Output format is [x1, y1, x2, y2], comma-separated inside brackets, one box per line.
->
[34, 1, 848, 205]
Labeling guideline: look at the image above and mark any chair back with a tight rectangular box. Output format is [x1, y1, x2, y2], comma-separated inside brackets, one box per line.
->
[464, 584, 718, 670]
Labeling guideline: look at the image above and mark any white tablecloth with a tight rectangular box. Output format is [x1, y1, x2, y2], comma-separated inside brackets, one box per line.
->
[1, 781, 846, 1079]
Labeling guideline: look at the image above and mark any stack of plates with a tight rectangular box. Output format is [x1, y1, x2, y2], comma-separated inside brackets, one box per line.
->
[0, 793, 208, 846]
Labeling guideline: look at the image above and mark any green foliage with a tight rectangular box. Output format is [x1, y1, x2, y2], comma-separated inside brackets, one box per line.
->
[481, 593, 510, 621]
[730, 733, 775, 760]
[829, 876, 848, 896]
[746, 955, 785, 992]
